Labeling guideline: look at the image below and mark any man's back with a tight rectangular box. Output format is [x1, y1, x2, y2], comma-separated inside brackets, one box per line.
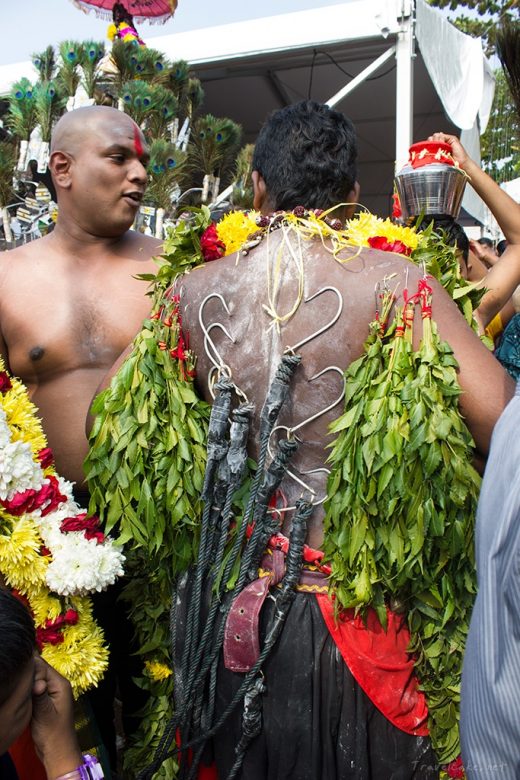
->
[180, 233, 511, 548]
[0, 229, 160, 485]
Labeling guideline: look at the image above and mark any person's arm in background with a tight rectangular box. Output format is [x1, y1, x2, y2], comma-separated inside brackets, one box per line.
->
[469, 238, 500, 269]
[429, 132, 520, 332]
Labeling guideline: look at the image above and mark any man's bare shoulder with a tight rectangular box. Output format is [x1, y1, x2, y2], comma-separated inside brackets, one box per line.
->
[123, 230, 163, 262]
[0, 236, 54, 295]
[3, 234, 52, 263]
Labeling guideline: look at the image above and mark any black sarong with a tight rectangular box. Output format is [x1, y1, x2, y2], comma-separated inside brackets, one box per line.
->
[175, 581, 439, 779]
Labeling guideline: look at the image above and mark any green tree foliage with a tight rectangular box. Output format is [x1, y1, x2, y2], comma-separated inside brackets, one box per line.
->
[481, 68, 520, 184]
[428, 1, 519, 182]
[427, 0, 518, 55]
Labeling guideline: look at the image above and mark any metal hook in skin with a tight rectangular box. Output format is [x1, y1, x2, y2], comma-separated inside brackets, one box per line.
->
[204, 320, 249, 404]
[285, 286, 343, 354]
[268, 466, 332, 512]
[266, 365, 345, 508]
[290, 366, 345, 435]
[203, 322, 234, 374]
[269, 366, 345, 442]
[199, 293, 234, 372]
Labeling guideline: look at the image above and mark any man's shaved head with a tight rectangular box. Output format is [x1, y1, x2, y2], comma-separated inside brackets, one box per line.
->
[49, 105, 149, 237]
[50, 105, 138, 155]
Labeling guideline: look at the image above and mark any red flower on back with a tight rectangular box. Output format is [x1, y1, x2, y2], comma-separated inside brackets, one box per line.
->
[200, 224, 226, 262]
[368, 236, 412, 256]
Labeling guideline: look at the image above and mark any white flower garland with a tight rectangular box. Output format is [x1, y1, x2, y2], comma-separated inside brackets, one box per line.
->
[0, 405, 125, 597]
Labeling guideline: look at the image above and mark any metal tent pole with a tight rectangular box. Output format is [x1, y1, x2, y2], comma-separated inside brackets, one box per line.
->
[395, 0, 416, 172]
[325, 46, 396, 108]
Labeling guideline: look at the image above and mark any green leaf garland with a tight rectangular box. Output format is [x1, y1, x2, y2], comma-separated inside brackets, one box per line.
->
[85, 208, 212, 772]
[324, 279, 481, 764]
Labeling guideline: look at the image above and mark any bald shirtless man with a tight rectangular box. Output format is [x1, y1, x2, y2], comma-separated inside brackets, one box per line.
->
[137, 102, 513, 780]
[0, 105, 161, 768]
[0, 105, 160, 489]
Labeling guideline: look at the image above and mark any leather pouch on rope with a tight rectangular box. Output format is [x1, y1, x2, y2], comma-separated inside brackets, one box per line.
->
[223, 548, 285, 672]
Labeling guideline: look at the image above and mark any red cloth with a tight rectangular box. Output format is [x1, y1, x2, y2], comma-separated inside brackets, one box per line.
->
[198, 764, 218, 779]
[316, 594, 429, 737]
[9, 727, 46, 780]
[175, 728, 218, 779]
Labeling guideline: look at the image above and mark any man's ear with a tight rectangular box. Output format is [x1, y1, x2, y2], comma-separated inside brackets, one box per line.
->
[49, 151, 73, 189]
[344, 181, 360, 218]
[252, 170, 268, 212]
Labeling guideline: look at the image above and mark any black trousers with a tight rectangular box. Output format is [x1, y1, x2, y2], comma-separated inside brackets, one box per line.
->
[176, 580, 439, 780]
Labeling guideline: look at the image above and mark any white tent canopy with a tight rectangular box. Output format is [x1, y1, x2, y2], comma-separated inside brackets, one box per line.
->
[0, 0, 495, 222]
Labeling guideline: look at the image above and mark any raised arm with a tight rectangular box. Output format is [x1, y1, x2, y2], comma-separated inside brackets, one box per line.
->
[429, 132, 520, 331]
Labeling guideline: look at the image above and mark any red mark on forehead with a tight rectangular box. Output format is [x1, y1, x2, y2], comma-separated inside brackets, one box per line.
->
[133, 125, 144, 157]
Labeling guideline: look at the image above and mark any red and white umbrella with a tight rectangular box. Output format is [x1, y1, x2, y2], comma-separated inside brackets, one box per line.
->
[71, 0, 177, 24]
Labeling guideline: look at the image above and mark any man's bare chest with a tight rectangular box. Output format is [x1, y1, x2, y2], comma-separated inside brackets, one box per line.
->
[2, 270, 151, 378]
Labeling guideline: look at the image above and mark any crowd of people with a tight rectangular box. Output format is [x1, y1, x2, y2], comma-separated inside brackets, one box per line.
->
[0, 20, 519, 780]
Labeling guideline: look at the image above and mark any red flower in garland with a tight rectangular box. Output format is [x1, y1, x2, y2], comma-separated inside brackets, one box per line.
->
[36, 609, 79, 649]
[445, 756, 464, 778]
[200, 224, 226, 262]
[1, 475, 67, 517]
[60, 513, 105, 544]
[37, 447, 54, 469]
[0, 372, 12, 393]
[368, 236, 412, 256]
[392, 192, 402, 220]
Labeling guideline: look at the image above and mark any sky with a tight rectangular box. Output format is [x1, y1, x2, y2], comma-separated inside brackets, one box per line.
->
[1, 0, 349, 66]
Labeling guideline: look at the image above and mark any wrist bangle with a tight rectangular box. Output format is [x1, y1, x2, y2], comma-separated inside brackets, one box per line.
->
[54, 754, 104, 780]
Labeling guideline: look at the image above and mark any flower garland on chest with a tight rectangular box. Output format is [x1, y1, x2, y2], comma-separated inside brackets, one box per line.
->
[0, 359, 124, 696]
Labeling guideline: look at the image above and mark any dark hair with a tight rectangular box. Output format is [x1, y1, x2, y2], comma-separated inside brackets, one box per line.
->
[413, 215, 469, 262]
[477, 236, 494, 249]
[497, 239, 507, 256]
[0, 589, 36, 706]
[252, 100, 358, 211]
[113, 1, 134, 27]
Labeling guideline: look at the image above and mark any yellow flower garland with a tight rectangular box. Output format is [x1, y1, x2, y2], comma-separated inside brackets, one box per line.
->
[344, 212, 421, 253]
[0, 358, 109, 697]
[216, 210, 260, 254]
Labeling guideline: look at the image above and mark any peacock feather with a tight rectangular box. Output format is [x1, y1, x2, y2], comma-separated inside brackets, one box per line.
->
[57, 41, 83, 99]
[145, 84, 179, 140]
[141, 48, 171, 86]
[232, 143, 255, 209]
[187, 114, 241, 182]
[0, 142, 16, 209]
[146, 139, 186, 211]
[79, 41, 106, 99]
[179, 77, 204, 123]
[34, 80, 65, 142]
[32, 46, 56, 83]
[120, 80, 156, 127]
[110, 43, 170, 89]
[8, 78, 36, 142]
[109, 41, 142, 92]
[167, 59, 190, 99]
